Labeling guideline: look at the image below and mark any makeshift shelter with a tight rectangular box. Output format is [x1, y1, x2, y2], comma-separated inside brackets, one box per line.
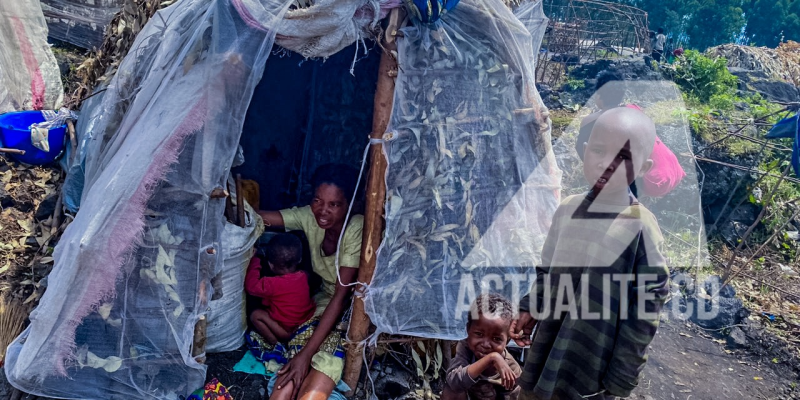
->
[535, 0, 649, 86]
[5, 0, 559, 398]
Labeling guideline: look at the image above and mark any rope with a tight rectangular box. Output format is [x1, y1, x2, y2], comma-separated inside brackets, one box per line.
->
[333, 136, 387, 397]
[349, 37, 369, 76]
[334, 136, 386, 291]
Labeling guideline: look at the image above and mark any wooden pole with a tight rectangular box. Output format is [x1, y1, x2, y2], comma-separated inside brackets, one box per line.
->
[67, 119, 78, 163]
[235, 174, 245, 228]
[343, 8, 404, 395]
[192, 315, 207, 364]
[50, 186, 64, 236]
[224, 182, 235, 223]
[0, 148, 25, 155]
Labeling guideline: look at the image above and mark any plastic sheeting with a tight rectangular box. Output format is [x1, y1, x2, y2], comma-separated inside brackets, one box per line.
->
[0, 0, 64, 114]
[41, 0, 124, 49]
[207, 201, 263, 353]
[364, 0, 560, 339]
[5, 0, 290, 397]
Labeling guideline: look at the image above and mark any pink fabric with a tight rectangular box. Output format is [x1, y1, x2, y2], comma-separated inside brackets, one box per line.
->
[643, 136, 686, 197]
[53, 52, 251, 374]
[11, 17, 45, 110]
[624, 104, 685, 197]
[230, 0, 267, 32]
[53, 97, 209, 375]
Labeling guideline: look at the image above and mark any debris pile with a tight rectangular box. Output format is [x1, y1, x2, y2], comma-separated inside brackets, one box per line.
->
[69, 0, 175, 107]
[0, 158, 62, 307]
[41, 0, 125, 49]
[708, 41, 800, 88]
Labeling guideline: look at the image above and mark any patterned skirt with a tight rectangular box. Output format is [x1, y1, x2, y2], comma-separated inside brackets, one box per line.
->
[245, 317, 346, 366]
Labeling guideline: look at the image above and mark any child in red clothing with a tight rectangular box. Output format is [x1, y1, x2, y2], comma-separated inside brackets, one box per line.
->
[245, 233, 315, 345]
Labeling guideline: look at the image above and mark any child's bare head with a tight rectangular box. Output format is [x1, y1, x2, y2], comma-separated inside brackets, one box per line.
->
[265, 233, 303, 274]
[466, 294, 513, 357]
[583, 107, 656, 194]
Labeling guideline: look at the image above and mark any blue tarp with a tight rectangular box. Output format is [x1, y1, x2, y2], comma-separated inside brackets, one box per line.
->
[766, 113, 800, 178]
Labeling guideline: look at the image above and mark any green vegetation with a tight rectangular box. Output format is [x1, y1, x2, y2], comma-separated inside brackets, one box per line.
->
[663, 51, 789, 159]
[748, 159, 800, 262]
[579, 0, 800, 49]
[563, 77, 586, 91]
[669, 50, 738, 103]
[663, 49, 800, 270]
[550, 114, 575, 132]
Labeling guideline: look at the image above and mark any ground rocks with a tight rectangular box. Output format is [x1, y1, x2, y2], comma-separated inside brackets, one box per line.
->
[727, 326, 748, 348]
[689, 276, 750, 330]
[729, 67, 800, 103]
[0, 186, 12, 208]
[543, 58, 664, 110]
[370, 364, 414, 400]
[34, 193, 58, 221]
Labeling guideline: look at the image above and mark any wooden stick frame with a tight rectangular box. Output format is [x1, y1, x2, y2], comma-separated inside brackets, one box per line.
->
[342, 8, 405, 395]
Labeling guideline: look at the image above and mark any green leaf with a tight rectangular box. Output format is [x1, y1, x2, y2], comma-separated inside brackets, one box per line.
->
[411, 349, 424, 378]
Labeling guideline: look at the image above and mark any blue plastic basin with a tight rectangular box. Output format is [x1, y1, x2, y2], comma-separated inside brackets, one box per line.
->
[0, 111, 67, 165]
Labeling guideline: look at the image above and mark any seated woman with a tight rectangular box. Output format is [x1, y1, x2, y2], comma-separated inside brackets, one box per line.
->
[256, 163, 363, 400]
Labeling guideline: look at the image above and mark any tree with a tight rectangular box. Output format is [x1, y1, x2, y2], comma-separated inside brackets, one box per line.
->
[685, 0, 747, 50]
[784, 0, 800, 42]
[630, 0, 697, 39]
[745, 0, 788, 47]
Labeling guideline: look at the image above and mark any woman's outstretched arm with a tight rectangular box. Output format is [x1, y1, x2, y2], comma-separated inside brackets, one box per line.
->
[257, 210, 285, 229]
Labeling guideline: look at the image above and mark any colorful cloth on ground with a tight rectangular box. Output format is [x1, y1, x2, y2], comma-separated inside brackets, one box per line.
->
[245, 316, 346, 382]
[518, 193, 669, 399]
[622, 103, 686, 198]
[187, 378, 234, 400]
[233, 350, 269, 376]
[244, 256, 316, 332]
[279, 206, 363, 311]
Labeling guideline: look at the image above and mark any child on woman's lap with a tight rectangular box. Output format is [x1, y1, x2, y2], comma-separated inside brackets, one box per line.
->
[444, 294, 521, 400]
[245, 233, 315, 344]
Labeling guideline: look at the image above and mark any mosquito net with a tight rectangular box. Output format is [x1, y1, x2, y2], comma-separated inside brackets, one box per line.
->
[5, 0, 288, 398]
[363, 0, 560, 339]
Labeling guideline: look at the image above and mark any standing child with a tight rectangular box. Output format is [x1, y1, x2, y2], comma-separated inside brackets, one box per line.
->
[652, 28, 666, 62]
[511, 108, 670, 400]
[444, 294, 522, 400]
[245, 233, 315, 345]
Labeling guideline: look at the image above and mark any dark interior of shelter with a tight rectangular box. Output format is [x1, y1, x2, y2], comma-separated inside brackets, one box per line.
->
[234, 42, 381, 211]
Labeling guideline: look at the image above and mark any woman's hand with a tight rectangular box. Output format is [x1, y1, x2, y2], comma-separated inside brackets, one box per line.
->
[492, 353, 517, 391]
[509, 312, 536, 347]
[275, 351, 313, 399]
